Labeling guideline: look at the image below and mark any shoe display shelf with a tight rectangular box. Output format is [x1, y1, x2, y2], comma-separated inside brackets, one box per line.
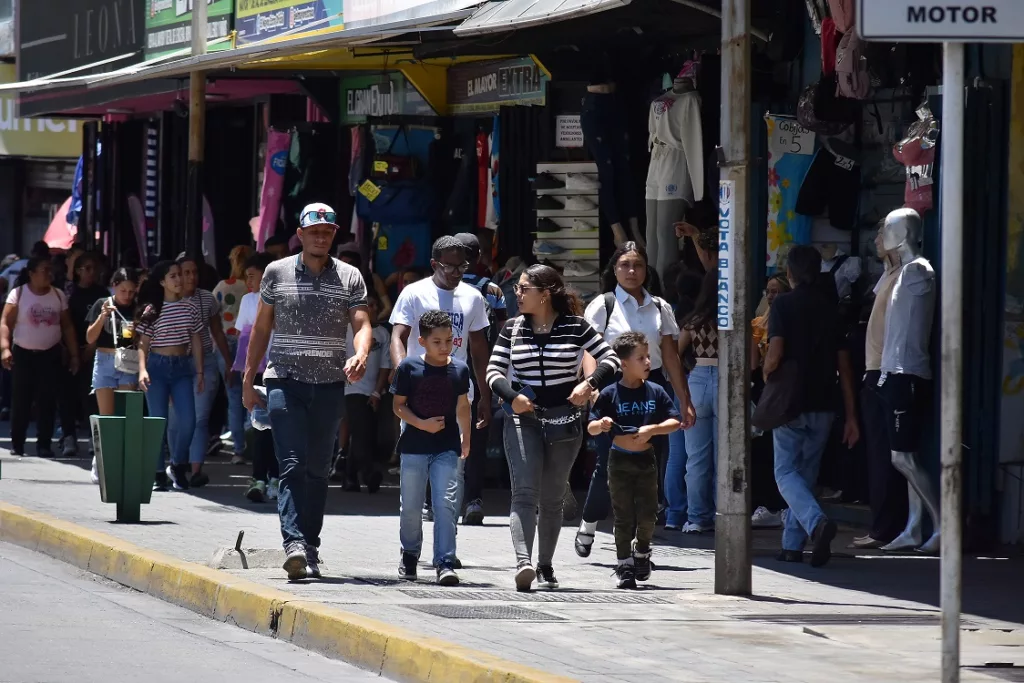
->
[533, 161, 602, 298]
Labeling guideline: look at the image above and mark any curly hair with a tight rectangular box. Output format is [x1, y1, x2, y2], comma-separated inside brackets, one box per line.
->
[612, 331, 650, 360]
[431, 236, 466, 261]
[418, 309, 452, 338]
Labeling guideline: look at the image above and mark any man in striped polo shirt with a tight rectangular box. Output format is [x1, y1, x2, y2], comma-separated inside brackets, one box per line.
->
[243, 203, 373, 581]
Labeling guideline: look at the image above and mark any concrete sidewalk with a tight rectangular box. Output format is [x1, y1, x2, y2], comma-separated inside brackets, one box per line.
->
[1, 448, 1022, 683]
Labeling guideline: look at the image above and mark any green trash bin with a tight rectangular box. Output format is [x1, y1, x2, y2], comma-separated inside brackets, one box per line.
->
[92, 390, 166, 523]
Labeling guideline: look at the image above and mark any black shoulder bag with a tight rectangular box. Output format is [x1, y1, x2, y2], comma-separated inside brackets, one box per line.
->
[509, 316, 583, 445]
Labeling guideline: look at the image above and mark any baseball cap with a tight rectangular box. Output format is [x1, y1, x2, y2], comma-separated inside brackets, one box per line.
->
[299, 202, 339, 229]
[454, 232, 481, 257]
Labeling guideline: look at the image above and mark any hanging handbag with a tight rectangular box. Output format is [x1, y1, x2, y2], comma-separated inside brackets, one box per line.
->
[507, 316, 584, 445]
[110, 301, 140, 375]
[751, 359, 803, 431]
[372, 125, 420, 181]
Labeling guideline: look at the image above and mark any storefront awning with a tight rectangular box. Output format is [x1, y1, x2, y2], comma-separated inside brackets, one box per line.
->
[455, 0, 632, 35]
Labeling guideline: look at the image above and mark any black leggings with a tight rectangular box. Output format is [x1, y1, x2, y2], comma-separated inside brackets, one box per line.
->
[10, 345, 62, 454]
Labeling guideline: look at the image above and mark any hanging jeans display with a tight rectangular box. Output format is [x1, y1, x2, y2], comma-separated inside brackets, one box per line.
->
[580, 92, 636, 228]
[765, 115, 816, 272]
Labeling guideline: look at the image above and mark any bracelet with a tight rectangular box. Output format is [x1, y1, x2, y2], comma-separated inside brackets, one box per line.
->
[371, 391, 381, 399]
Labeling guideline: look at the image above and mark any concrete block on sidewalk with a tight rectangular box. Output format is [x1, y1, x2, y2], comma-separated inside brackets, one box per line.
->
[208, 546, 327, 572]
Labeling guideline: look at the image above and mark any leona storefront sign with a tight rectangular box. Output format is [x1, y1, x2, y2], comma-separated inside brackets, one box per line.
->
[858, 0, 1024, 42]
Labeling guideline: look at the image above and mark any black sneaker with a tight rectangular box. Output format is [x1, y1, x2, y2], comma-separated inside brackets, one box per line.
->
[810, 519, 837, 568]
[534, 173, 565, 190]
[153, 471, 170, 491]
[166, 465, 189, 491]
[10, 445, 24, 457]
[305, 545, 322, 579]
[365, 470, 383, 494]
[189, 470, 210, 489]
[536, 196, 564, 211]
[436, 563, 460, 586]
[536, 218, 562, 233]
[633, 543, 652, 582]
[399, 552, 418, 581]
[283, 542, 308, 581]
[536, 565, 559, 589]
[615, 563, 637, 589]
[776, 549, 804, 563]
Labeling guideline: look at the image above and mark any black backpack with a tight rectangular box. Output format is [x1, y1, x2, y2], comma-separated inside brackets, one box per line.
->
[602, 292, 664, 333]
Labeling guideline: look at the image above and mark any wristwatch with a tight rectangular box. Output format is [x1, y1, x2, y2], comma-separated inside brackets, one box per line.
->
[586, 376, 600, 391]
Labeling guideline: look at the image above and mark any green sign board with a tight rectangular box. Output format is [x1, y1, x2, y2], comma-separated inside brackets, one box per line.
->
[340, 73, 435, 124]
[145, 0, 235, 59]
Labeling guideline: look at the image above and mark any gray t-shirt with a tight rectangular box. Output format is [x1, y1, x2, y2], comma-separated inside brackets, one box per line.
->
[881, 257, 935, 380]
[260, 255, 368, 384]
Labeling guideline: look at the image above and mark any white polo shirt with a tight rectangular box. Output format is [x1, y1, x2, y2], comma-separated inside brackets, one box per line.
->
[584, 285, 679, 371]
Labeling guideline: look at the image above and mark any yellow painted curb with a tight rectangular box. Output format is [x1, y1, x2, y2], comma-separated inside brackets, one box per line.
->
[0, 502, 577, 683]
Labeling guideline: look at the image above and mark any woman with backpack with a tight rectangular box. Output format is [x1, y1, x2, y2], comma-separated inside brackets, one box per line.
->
[0, 256, 80, 457]
[486, 264, 619, 592]
[574, 242, 695, 556]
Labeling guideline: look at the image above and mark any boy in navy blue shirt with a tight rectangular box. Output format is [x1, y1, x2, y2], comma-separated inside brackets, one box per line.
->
[391, 310, 472, 585]
[589, 332, 681, 589]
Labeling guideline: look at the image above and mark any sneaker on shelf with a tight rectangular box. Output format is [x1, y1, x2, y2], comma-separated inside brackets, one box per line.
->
[365, 470, 383, 494]
[536, 218, 562, 233]
[166, 465, 189, 491]
[153, 471, 170, 491]
[563, 196, 598, 212]
[230, 453, 247, 465]
[61, 435, 78, 458]
[305, 545, 322, 579]
[632, 542, 652, 582]
[463, 499, 485, 526]
[189, 470, 210, 489]
[565, 173, 599, 192]
[533, 173, 565, 190]
[536, 564, 559, 589]
[577, 289, 599, 302]
[267, 478, 280, 501]
[614, 562, 637, 589]
[533, 240, 566, 256]
[535, 196, 564, 211]
[751, 506, 783, 529]
[515, 563, 536, 592]
[422, 503, 433, 522]
[681, 521, 712, 534]
[399, 552, 418, 581]
[563, 261, 599, 278]
[571, 219, 597, 232]
[541, 259, 564, 274]
[436, 563, 460, 586]
[283, 542, 308, 581]
[90, 456, 100, 485]
[245, 479, 267, 502]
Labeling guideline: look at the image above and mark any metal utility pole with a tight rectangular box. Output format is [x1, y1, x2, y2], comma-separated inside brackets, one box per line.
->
[939, 41, 964, 683]
[714, 0, 752, 596]
[185, 0, 208, 258]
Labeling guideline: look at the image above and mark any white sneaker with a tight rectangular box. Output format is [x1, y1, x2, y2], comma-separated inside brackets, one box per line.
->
[563, 261, 599, 278]
[90, 456, 100, 485]
[751, 506, 783, 529]
[267, 478, 280, 501]
[571, 219, 597, 232]
[563, 196, 597, 212]
[565, 173, 599, 191]
[682, 521, 713, 534]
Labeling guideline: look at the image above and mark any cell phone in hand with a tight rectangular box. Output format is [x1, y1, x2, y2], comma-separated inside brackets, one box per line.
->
[501, 385, 536, 416]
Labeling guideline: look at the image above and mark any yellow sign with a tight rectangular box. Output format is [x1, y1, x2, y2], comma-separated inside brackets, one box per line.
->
[373, 160, 389, 173]
[358, 179, 382, 202]
[0, 65, 82, 159]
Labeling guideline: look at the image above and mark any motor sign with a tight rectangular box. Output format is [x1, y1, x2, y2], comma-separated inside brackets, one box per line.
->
[858, 0, 1024, 42]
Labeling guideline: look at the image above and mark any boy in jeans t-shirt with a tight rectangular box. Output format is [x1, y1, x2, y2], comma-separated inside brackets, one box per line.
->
[391, 310, 472, 585]
[589, 332, 681, 589]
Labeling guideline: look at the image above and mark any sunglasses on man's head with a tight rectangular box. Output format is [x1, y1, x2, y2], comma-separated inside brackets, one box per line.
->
[302, 210, 338, 225]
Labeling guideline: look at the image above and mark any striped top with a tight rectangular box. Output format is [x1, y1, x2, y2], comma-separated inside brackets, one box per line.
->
[486, 314, 619, 409]
[136, 299, 203, 349]
[184, 288, 219, 354]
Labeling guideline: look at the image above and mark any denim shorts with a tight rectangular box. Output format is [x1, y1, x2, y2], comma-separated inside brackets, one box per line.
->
[92, 349, 138, 391]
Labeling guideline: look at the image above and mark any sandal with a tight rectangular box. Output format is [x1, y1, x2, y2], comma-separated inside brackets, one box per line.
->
[574, 531, 595, 558]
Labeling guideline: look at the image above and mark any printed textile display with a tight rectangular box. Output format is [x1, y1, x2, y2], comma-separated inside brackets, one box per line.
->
[765, 115, 816, 271]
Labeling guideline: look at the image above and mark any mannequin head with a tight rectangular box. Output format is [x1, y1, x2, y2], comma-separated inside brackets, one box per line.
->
[882, 208, 923, 263]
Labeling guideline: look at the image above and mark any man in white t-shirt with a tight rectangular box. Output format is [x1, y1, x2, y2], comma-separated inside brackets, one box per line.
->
[390, 236, 491, 527]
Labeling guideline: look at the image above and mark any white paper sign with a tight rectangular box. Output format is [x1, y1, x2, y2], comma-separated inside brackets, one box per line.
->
[717, 180, 735, 331]
[859, 0, 1024, 42]
[769, 118, 814, 156]
[555, 114, 584, 148]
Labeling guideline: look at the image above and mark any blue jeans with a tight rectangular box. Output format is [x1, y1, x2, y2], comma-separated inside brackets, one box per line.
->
[218, 336, 246, 453]
[145, 353, 196, 469]
[774, 412, 834, 551]
[665, 394, 688, 527]
[266, 378, 346, 549]
[400, 450, 460, 567]
[168, 353, 221, 465]
[684, 365, 718, 527]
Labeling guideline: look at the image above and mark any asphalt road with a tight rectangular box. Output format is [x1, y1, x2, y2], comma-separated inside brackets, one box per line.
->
[0, 541, 383, 683]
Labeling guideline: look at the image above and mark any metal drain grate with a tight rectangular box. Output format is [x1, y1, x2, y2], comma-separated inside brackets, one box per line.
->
[398, 589, 670, 604]
[356, 577, 409, 587]
[404, 604, 565, 621]
[963, 666, 1024, 682]
[736, 613, 960, 626]
[356, 577, 499, 588]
